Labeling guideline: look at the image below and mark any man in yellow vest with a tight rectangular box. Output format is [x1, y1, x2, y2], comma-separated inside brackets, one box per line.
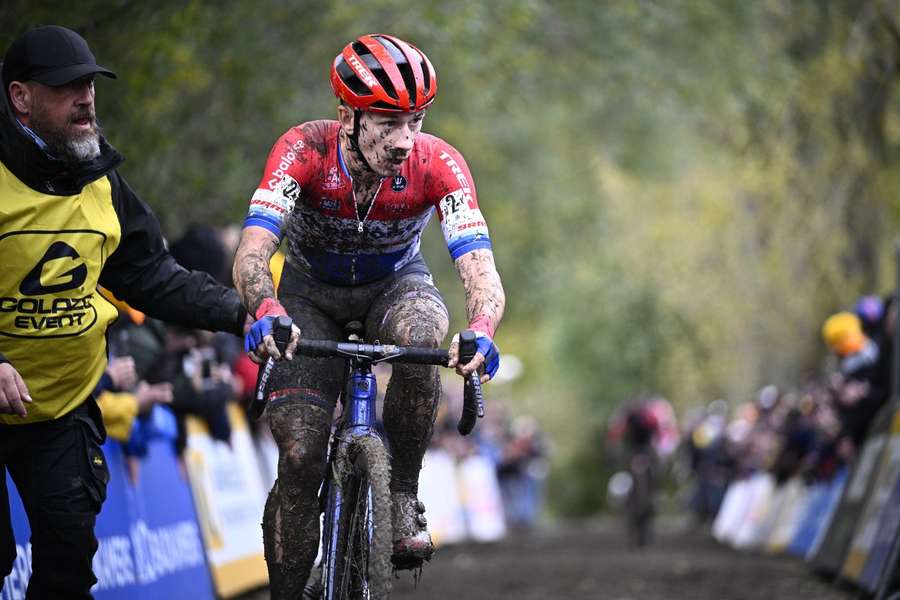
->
[0, 26, 247, 598]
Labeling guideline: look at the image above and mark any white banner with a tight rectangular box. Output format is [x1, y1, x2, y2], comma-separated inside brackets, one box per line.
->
[185, 405, 269, 598]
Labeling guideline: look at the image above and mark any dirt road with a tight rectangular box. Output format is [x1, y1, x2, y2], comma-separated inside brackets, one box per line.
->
[240, 518, 854, 599]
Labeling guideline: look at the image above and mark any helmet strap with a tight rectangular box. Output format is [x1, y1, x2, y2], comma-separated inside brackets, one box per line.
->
[348, 110, 377, 175]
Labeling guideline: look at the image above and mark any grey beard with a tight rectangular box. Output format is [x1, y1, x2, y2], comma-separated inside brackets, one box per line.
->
[29, 114, 102, 164]
[63, 131, 101, 162]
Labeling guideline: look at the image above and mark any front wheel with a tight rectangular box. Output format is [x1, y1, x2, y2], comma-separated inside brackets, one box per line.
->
[327, 434, 393, 600]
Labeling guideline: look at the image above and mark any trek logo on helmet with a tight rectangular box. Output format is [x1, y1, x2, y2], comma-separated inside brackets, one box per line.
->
[347, 54, 378, 89]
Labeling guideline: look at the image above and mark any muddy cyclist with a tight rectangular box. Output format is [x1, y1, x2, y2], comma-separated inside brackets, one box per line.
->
[232, 34, 506, 598]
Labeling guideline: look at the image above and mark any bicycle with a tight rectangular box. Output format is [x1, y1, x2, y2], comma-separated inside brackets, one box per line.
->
[252, 316, 484, 599]
[626, 447, 655, 548]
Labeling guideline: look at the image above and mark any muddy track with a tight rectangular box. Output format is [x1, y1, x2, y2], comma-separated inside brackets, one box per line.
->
[239, 518, 854, 599]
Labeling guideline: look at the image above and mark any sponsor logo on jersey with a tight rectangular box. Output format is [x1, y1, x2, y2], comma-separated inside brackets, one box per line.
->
[439, 189, 489, 245]
[266, 139, 305, 190]
[320, 197, 340, 211]
[391, 175, 407, 192]
[322, 166, 343, 190]
[438, 151, 475, 209]
[252, 175, 300, 219]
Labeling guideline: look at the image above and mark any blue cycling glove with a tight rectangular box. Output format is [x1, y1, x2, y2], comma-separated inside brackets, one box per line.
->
[244, 298, 288, 353]
[244, 316, 275, 353]
[473, 332, 501, 380]
[455, 329, 500, 380]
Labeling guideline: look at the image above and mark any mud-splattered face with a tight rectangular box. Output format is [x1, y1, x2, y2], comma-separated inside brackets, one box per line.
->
[355, 110, 426, 177]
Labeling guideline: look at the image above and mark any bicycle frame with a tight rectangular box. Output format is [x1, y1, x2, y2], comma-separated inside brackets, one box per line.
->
[321, 356, 380, 598]
[254, 316, 483, 598]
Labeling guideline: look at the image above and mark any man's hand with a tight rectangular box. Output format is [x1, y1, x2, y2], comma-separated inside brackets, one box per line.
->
[447, 331, 500, 384]
[0, 362, 32, 417]
[134, 381, 173, 414]
[107, 356, 137, 391]
[244, 298, 300, 363]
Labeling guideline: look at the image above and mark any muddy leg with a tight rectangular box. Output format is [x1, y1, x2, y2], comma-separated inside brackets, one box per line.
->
[261, 288, 344, 599]
[371, 280, 450, 494]
[263, 398, 334, 599]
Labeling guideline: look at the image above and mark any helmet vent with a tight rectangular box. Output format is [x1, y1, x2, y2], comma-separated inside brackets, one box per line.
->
[420, 58, 431, 96]
[336, 60, 371, 96]
[350, 40, 401, 101]
[378, 36, 419, 109]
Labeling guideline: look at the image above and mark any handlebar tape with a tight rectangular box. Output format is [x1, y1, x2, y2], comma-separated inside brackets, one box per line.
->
[457, 329, 484, 436]
[249, 316, 294, 421]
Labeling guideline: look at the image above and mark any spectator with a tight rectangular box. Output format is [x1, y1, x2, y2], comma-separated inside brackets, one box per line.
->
[0, 26, 246, 598]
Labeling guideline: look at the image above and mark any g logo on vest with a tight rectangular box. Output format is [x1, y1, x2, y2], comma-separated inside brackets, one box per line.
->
[20, 241, 88, 295]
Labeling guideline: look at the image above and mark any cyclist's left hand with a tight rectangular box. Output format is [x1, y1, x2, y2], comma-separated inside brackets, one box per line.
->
[448, 330, 500, 384]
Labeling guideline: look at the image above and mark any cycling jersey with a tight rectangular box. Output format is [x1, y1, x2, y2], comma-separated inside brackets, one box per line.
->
[244, 120, 492, 285]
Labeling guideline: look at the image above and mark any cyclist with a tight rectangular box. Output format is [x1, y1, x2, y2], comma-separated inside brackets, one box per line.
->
[623, 401, 660, 547]
[232, 34, 505, 596]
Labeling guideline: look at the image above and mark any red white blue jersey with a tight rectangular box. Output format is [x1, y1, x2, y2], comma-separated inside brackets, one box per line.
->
[244, 120, 492, 285]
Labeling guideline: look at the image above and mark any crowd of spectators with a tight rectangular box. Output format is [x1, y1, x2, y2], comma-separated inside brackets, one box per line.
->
[422, 378, 550, 532]
[680, 294, 896, 523]
[92, 225, 250, 468]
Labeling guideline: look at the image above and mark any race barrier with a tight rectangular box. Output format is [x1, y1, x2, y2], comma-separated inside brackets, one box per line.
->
[3, 436, 215, 600]
[414, 448, 507, 546]
[840, 406, 900, 594]
[786, 467, 847, 559]
[713, 404, 900, 599]
[812, 406, 893, 575]
[184, 405, 269, 598]
[3, 410, 511, 598]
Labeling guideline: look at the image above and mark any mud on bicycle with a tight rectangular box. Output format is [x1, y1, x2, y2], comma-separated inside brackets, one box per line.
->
[253, 316, 484, 599]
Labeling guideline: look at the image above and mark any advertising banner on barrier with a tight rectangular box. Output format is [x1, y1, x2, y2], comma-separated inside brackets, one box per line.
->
[419, 449, 467, 546]
[185, 405, 269, 598]
[3, 439, 215, 600]
[713, 478, 751, 546]
[765, 477, 810, 554]
[458, 454, 507, 542]
[786, 467, 847, 559]
[811, 405, 893, 574]
[840, 407, 900, 587]
[732, 472, 775, 550]
[859, 469, 900, 592]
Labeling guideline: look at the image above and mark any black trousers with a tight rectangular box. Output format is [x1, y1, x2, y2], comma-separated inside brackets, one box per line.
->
[0, 398, 109, 600]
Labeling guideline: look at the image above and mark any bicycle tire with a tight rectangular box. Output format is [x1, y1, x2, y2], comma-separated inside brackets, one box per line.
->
[330, 435, 393, 600]
[626, 453, 654, 548]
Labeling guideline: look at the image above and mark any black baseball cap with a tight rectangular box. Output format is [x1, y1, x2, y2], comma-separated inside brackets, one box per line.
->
[2, 25, 117, 88]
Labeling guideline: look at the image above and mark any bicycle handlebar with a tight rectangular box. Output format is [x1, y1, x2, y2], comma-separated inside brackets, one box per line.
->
[251, 316, 485, 434]
[249, 316, 294, 421]
[294, 339, 450, 366]
[457, 330, 484, 436]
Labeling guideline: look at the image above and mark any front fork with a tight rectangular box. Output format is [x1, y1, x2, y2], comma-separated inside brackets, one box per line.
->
[321, 362, 380, 597]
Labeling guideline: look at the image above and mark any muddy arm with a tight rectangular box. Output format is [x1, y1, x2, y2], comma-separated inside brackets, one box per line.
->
[233, 225, 281, 316]
[454, 248, 505, 337]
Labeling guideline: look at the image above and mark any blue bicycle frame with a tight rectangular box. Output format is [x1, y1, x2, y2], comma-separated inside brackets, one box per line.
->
[321, 358, 380, 598]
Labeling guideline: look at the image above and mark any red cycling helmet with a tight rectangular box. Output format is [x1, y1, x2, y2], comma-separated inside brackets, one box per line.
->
[331, 34, 437, 113]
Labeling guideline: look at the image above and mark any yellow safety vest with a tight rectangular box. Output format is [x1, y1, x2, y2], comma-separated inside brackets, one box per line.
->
[0, 161, 121, 424]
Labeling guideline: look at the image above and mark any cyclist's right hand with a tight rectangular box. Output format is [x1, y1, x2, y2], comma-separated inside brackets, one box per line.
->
[244, 298, 300, 363]
[0, 362, 32, 417]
